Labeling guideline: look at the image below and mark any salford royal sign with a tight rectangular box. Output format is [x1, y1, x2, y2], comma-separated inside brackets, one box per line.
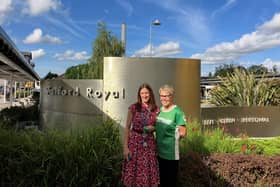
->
[46, 86, 125, 101]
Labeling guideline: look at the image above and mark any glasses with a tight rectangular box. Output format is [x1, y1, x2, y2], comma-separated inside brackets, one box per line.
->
[160, 94, 171, 98]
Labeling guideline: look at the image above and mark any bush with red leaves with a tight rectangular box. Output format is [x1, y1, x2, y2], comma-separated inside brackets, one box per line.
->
[178, 153, 280, 186]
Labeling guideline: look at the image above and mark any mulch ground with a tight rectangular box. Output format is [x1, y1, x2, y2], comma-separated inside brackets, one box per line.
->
[178, 152, 280, 187]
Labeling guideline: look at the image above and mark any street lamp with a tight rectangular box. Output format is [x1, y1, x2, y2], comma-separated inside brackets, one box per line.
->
[149, 19, 161, 56]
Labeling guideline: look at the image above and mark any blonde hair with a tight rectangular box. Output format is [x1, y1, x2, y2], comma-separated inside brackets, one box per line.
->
[159, 84, 174, 95]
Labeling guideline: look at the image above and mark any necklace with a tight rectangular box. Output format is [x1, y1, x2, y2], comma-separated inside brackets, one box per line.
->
[141, 107, 150, 147]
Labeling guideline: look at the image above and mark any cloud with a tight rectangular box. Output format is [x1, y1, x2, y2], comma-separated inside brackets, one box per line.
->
[45, 15, 89, 39]
[0, 0, 12, 24]
[115, 0, 133, 16]
[258, 13, 280, 34]
[177, 11, 210, 45]
[262, 58, 280, 71]
[31, 48, 46, 59]
[133, 41, 182, 57]
[191, 13, 280, 64]
[211, 0, 237, 18]
[0, 0, 12, 12]
[54, 50, 90, 61]
[23, 28, 62, 44]
[23, 0, 61, 16]
[0, 0, 88, 40]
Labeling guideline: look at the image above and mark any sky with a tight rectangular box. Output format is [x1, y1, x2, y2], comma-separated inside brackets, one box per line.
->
[1, 0, 280, 78]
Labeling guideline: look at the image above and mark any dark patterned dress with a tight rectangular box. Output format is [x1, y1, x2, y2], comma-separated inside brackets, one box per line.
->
[121, 103, 160, 187]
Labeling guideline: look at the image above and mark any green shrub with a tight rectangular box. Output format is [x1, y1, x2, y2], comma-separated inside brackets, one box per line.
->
[210, 68, 280, 106]
[180, 121, 280, 156]
[0, 120, 123, 187]
[0, 104, 39, 128]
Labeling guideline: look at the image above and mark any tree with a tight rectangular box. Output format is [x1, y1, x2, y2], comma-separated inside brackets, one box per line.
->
[272, 65, 278, 74]
[214, 64, 246, 77]
[210, 68, 280, 106]
[64, 66, 77, 79]
[64, 64, 89, 79]
[64, 22, 124, 79]
[88, 22, 124, 79]
[44, 72, 58, 80]
[247, 65, 268, 75]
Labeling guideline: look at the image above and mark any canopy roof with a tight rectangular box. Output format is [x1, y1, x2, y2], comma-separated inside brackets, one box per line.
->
[0, 26, 40, 81]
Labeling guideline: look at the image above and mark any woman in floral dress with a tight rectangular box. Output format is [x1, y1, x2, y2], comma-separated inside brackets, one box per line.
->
[121, 83, 160, 187]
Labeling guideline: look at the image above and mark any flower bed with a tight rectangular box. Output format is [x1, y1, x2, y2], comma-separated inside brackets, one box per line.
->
[179, 152, 280, 186]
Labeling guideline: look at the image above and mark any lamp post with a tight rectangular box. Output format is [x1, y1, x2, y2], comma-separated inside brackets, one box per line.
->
[149, 19, 161, 56]
[77, 65, 79, 79]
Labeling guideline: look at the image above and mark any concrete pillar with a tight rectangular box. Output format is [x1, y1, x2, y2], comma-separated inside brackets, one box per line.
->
[3, 80, 6, 103]
[9, 76, 13, 107]
[14, 81, 17, 99]
[23, 82, 26, 98]
[121, 23, 126, 56]
[204, 88, 208, 100]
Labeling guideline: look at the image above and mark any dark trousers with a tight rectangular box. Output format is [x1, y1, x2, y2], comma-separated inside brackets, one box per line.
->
[158, 156, 179, 187]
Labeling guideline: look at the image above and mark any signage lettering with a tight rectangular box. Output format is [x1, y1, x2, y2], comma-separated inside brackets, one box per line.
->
[47, 87, 80, 96]
[86, 88, 125, 101]
[202, 117, 270, 126]
[241, 117, 270, 123]
[218, 118, 236, 124]
[47, 86, 125, 101]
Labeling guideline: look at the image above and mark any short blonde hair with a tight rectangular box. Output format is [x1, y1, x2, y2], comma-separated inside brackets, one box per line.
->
[159, 84, 174, 95]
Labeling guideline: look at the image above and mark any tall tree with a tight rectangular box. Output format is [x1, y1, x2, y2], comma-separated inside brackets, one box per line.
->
[64, 64, 89, 79]
[88, 22, 124, 79]
[64, 22, 124, 79]
[214, 64, 246, 77]
[272, 65, 278, 74]
[247, 65, 268, 75]
[44, 72, 58, 80]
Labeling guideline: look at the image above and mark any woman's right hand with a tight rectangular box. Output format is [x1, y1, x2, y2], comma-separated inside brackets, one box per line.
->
[123, 147, 131, 161]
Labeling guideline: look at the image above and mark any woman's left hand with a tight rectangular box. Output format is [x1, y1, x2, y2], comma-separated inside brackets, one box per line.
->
[144, 125, 155, 133]
[178, 126, 186, 137]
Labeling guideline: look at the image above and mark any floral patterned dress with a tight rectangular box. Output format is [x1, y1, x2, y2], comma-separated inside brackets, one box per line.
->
[121, 103, 160, 187]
